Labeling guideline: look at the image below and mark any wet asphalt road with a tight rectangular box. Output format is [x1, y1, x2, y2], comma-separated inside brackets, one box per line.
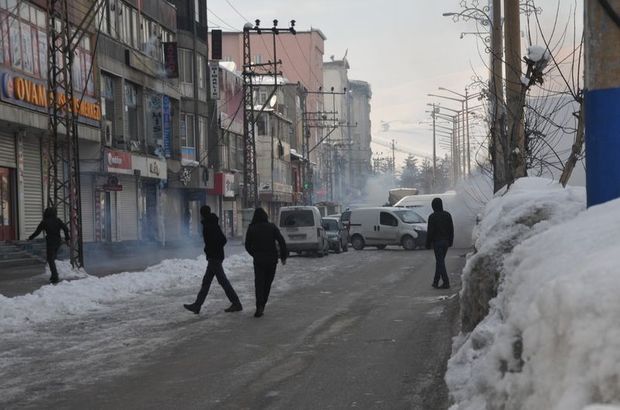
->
[13, 247, 465, 410]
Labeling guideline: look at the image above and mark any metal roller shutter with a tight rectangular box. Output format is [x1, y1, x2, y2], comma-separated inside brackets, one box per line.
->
[80, 174, 94, 243]
[0, 133, 16, 168]
[117, 175, 138, 241]
[22, 137, 43, 236]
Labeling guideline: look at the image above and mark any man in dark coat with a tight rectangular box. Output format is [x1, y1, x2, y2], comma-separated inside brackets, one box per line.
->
[425, 198, 454, 289]
[28, 207, 70, 284]
[244, 207, 288, 318]
[184, 205, 242, 315]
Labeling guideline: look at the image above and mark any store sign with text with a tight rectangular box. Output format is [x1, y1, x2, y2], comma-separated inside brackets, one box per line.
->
[0, 70, 101, 126]
[105, 149, 133, 175]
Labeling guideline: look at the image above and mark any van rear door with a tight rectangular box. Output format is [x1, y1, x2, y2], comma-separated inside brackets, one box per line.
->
[279, 209, 318, 244]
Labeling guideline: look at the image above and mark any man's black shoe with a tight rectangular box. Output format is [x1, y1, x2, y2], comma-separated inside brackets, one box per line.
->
[254, 306, 264, 318]
[184, 303, 200, 314]
[224, 304, 243, 313]
[438, 284, 450, 289]
[50, 278, 59, 285]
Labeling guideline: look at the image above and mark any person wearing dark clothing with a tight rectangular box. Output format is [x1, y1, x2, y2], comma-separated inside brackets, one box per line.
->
[184, 206, 242, 315]
[425, 198, 454, 289]
[28, 207, 70, 284]
[244, 208, 288, 318]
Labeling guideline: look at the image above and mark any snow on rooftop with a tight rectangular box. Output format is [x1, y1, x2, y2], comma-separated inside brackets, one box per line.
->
[447, 177, 620, 410]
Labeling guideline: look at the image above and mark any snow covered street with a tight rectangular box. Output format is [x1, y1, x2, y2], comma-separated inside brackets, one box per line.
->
[1, 247, 465, 409]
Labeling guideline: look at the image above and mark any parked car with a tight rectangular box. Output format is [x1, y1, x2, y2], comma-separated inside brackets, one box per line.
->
[278, 206, 329, 257]
[347, 207, 427, 250]
[321, 217, 349, 253]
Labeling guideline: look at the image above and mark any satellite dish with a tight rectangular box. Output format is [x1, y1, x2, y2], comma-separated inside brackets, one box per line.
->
[269, 95, 277, 108]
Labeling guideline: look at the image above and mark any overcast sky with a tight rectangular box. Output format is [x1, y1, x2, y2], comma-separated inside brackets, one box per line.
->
[208, 0, 582, 167]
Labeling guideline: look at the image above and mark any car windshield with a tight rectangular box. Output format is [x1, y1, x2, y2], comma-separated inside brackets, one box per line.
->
[322, 219, 339, 231]
[280, 210, 315, 227]
[394, 210, 425, 224]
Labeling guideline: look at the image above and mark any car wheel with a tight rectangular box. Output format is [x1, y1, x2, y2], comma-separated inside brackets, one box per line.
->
[402, 235, 416, 250]
[351, 235, 365, 250]
[376, 244, 387, 250]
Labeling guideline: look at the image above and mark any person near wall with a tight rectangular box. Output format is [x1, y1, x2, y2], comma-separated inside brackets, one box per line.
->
[184, 205, 242, 315]
[244, 207, 288, 318]
[425, 197, 454, 289]
[28, 207, 70, 284]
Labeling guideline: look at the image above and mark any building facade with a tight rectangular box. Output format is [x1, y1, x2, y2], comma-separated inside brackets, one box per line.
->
[0, 0, 100, 242]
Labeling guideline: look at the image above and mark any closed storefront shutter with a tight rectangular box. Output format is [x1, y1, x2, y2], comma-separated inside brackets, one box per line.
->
[22, 137, 43, 236]
[117, 175, 138, 241]
[0, 133, 16, 168]
[164, 189, 183, 242]
[80, 175, 94, 243]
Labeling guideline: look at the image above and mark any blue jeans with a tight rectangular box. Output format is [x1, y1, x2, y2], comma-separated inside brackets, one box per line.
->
[432, 240, 449, 287]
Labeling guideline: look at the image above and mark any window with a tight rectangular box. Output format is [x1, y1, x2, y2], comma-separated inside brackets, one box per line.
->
[124, 82, 138, 141]
[197, 54, 205, 88]
[194, 0, 200, 22]
[198, 116, 207, 158]
[380, 212, 398, 227]
[254, 54, 262, 64]
[394, 210, 425, 224]
[279, 210, 315, 228]
[179, 48, 193, 84]
[180, 113, 195, 148]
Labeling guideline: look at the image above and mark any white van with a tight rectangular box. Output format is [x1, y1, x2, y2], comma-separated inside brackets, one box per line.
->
[393, 192, 457, 219]
[278, 206, 329, 256]
[348, 207, 427, 250]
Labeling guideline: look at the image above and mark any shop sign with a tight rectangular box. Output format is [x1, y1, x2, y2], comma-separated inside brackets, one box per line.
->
[181, 147, 196, 162]
[102, 175, 123, 191]
[131, 155, 167, 180]
[162, 96, 172, 158]
[209, 172, 236, 197]
[209, 62, 219, 100]
[163, 42, 179, 78]
[0, 70, 101, 125]
[105, 149, 133, 174]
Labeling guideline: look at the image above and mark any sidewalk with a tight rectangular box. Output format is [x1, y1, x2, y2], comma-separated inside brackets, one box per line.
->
[0, 238, 246, 298]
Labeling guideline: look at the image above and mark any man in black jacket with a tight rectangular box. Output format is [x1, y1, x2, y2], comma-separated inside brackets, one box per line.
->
[29, 207, 70, 284]
[184, 206, 242, 314]
[244, 208, 288, 318]
[425, 198, 454, 289]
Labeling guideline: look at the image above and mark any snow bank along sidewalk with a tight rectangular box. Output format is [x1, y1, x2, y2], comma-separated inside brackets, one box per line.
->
[446, 177, 620, 410]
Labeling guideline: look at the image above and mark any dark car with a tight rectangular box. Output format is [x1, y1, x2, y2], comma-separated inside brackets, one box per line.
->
[321, 217, 349, 253]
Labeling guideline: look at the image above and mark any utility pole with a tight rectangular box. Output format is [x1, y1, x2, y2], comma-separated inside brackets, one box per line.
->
[431, 103, 437, 185]
[504, 0, 525, 183]
[391, 139, 396, 173]
[585, 0, 620, 206]
[46, 0, 101, 268]
[465, 87, 471, 175]
[241, 19, 296, 209]
[490, 0, 507, 192]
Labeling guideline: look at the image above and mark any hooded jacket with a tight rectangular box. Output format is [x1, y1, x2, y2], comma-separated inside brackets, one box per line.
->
[29, 208, 70, 247]
[202, 213, 227, 261]
[425, 198, 454, 248]
[244, 208, 288, 265]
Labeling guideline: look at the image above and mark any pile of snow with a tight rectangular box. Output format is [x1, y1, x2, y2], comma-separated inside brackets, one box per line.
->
[447, 177, 620, 409]
[0, 254, 251, 331]
[43, 260, 91, 280]
[526, 44, 551, 63]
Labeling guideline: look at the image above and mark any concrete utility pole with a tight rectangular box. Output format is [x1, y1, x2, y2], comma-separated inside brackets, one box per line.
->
[431, 104, 437, 184]
[585, 0, 620, 206]
[503, 0, 526, 182]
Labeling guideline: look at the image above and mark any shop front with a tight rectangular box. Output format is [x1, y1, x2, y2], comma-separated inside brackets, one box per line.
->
[132, 155, 168, 243]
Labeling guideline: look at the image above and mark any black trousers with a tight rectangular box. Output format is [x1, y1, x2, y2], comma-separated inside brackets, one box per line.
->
[194, 259, 241, 308]
[253, 260, 277, 309]
[432, 240, 450, 287]
[46, 243, 60, 281]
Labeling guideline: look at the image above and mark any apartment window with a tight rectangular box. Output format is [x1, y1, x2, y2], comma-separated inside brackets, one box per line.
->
[198, 116, 207, 158]
[194, 0, 200, 22]
[197, 54, 206, 89]
[125, 82, 138, 141]
[179, 48, 193, 84]
[119, 2, 138, 48]
[254, 54, 262, 64]
[180, 113, 195, 148]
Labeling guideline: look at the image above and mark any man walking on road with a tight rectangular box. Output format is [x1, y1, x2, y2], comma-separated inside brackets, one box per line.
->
[244, 208, 288, 318]
[28, 207, 70, 284]
[184, 206, 242, 315]
[425, 198, 454, 289]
